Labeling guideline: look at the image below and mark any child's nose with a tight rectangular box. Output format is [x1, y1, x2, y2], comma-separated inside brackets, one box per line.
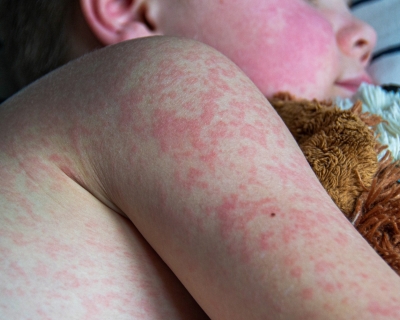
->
[336, 18, 377, 67]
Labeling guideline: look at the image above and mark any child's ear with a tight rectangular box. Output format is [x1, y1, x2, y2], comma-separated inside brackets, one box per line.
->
[80, 0, 161, 45]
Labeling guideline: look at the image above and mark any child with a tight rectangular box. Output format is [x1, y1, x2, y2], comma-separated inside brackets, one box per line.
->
[1, 0, 377, 100]
[2, 0, 400, 319]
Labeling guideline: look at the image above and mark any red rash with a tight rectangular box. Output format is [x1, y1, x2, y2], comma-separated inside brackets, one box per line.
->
[301, 288, 314, 300]
[290, 266, 303, 279]
[138, 47, 358, 299]
[368, 301, 400, 317]
[259, 231, 278, 251]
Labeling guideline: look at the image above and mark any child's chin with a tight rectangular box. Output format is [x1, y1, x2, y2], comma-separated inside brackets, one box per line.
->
[332, 85, 358, 99]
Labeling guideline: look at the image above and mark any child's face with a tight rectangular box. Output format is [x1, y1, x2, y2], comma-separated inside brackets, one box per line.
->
[158, 0, 376, 99]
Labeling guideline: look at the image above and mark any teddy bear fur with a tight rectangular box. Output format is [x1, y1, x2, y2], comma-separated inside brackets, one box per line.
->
[269, 93, 400, 275]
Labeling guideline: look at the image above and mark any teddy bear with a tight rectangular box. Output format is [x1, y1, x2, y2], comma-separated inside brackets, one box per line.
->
[269, 83, 400, 275]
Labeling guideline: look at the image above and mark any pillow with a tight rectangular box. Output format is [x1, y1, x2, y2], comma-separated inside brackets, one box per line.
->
[351, 0, 400, 85]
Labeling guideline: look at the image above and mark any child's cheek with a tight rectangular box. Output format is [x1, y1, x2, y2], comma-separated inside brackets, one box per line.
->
[237, 4, 338, 99]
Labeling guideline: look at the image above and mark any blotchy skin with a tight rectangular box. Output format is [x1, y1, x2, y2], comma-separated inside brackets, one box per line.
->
[1, 37, 400, 319]
[155, 0, 376, 99]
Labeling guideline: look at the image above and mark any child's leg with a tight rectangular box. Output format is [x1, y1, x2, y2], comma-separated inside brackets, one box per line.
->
[3, 36, 400, 319]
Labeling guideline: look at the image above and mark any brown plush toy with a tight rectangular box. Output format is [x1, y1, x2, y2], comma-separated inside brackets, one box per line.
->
[269, 93, 400, 275]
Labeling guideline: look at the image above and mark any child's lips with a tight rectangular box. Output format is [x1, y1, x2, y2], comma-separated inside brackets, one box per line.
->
[335, 75, 374, 93]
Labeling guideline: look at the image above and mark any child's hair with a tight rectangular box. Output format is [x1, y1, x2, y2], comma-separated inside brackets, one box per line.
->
[0, 0, 77, 91]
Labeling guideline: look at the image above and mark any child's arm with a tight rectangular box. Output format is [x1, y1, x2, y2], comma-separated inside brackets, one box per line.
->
[11, 36, 400, 319]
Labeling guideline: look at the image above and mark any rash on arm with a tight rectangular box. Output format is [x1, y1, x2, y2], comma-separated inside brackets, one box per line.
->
[7, 37, 400, 319]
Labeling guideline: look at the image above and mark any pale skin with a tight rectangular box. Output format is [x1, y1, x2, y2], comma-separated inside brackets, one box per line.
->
[2, 0, 400, 319]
